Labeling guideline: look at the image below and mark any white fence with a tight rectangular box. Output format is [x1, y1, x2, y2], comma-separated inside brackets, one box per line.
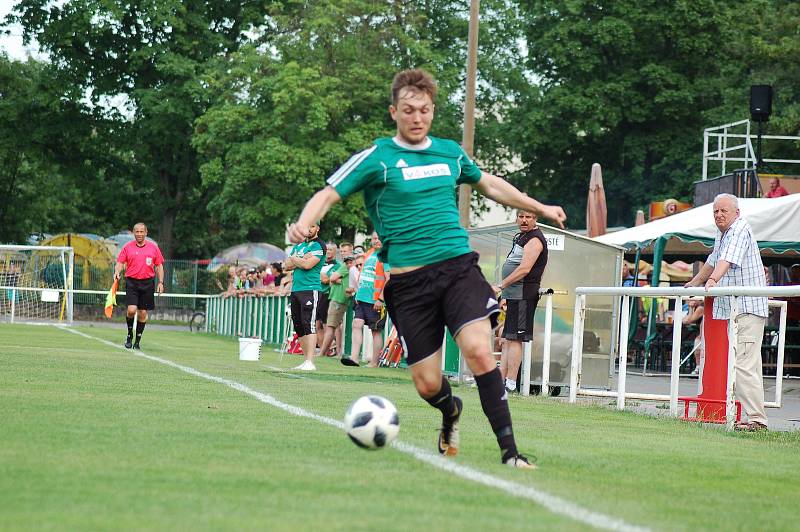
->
[569, 286, 800, 430]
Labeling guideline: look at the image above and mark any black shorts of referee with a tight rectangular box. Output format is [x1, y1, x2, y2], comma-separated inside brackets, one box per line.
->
[124, 277, 156, 310]
[290, 290, 319, 337]
[383, 252, 499, 367]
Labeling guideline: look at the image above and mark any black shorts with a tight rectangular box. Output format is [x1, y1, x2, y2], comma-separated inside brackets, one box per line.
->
[502, 297, 540, 341]
[317, 292, 330, 324]
[354, 300, 386, 331]
[124, 277, 155, 310]
[290, 290, 319, 337]
[383, 252, 499, 366]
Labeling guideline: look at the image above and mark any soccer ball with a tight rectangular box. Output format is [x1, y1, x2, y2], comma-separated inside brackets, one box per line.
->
[344, 395, 400, 450]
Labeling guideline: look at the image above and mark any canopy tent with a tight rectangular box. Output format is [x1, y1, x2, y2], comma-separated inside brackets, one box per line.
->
[595, 194, 800, 264]
[39, 233, 116, 287]
[208, 243, 287, 272]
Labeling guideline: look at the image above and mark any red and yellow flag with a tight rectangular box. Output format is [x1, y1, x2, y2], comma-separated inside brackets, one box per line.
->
[104, 278, 119, 318]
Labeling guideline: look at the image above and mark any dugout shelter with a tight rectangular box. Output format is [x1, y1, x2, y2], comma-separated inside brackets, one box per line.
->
[469, 223, 625, 391]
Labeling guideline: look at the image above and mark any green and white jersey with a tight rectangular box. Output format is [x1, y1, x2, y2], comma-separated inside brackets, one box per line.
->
[319, 259, 340, 295]
[355, 250, 381, 304]
[327, 136, 483, 267]
[289, 237, 325, 292]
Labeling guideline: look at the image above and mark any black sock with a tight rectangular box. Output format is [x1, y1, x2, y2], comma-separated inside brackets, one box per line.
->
[126, 317, 134, 337]
[135, 321, 146, 344]
[423, 376, 459, 424]
[474, 367, 517, 461]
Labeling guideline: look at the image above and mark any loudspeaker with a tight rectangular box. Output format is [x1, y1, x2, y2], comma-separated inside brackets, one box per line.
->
[750, 85, 772, 122]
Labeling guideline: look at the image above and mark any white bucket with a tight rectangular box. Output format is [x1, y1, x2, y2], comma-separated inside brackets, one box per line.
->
[238, 337, 262, 361]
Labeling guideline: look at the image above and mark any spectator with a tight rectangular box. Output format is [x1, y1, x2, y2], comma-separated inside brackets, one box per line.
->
[764, 177, 789, 198]
[497, 210, 548, 392]
[320, 254, 354, 359]
[317, 243, 341, 350]
[349, 256, 363, 299]
[235, 267, 248, 298]
[260, 263, 275, 287]
[218, 266, 237, 298]
[343, 232, 386, 367]
[271, 262, 286, 288]
[682, 298, 705, 375]
[684, 193, 768, 431]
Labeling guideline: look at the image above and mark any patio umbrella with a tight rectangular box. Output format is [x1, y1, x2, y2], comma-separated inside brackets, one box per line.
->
[586, 163, 608, 238]
[208, 242, 287, 272]
[634, 209, 646, 226]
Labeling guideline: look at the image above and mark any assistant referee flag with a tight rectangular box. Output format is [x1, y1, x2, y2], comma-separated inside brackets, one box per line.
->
[104, 278, 119, 318]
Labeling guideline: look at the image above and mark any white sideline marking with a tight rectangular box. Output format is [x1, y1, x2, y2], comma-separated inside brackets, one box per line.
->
[59, 326, 648, 532]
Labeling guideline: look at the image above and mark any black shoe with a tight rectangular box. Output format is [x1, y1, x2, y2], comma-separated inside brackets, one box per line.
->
[124, 336, 133, 349]
[438, 396, 462, 456]
[340, 357, 359, 367]
[132, 342, 141, 350]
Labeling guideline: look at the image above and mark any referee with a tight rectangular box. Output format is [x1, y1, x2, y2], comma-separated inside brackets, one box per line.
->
[113, 223, 165, 349]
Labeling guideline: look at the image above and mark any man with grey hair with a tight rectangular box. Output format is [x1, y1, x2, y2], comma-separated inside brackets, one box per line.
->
[685, 193, 768, 430]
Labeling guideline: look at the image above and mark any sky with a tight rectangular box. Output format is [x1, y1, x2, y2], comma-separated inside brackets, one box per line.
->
[0, 1, 46, 60]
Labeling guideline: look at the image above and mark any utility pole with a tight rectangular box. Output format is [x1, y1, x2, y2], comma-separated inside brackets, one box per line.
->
[458, 0, 479, 228]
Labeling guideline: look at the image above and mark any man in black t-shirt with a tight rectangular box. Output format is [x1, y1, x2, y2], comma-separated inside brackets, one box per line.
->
[497, 210, 549, 392]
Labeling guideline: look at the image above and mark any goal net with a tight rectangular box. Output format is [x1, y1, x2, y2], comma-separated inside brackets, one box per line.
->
[0, 245, 74, 324]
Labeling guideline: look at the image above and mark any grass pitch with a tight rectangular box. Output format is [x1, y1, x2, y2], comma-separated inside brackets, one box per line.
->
[1, 323, 799, 531]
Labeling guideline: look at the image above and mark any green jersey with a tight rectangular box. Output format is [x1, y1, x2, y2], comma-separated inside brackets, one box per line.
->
[289, 237, 325, 292]
[328, 261, 350, 304]
[319, 259, 340, 295]
[327, 136, 483, 267]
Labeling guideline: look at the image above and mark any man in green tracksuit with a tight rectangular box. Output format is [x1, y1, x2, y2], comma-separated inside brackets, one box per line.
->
[288, 69, 566, 468]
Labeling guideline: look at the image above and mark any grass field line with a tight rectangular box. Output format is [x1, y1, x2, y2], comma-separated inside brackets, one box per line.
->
[58, 326, 649, 532]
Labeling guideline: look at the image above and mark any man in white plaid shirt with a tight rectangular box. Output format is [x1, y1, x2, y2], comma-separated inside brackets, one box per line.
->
[685, 193, 768, 431]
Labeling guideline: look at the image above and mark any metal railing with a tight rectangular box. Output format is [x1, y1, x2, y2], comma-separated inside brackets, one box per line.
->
[702, 119, 800, 180]
[569, 286, 800, 430]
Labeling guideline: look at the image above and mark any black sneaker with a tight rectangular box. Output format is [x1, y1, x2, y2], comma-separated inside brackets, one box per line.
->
[504, 453, 537, 470]
[437, 396, 462, 457]
[340, 357, 359, 367]
[132, 342, 141, 350]
[124, 335, 133, 349]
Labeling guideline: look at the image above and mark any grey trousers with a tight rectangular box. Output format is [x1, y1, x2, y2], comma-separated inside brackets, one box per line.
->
[734, 313, 768, 425]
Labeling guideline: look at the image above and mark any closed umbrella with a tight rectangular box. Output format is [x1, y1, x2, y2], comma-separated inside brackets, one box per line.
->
[586, 163, 608, 238]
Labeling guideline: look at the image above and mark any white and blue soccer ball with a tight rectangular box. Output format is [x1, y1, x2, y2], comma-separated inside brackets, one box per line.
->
[344, 395, 400, 450]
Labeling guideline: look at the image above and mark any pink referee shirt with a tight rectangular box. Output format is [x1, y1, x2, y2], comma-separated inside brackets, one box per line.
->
[117, 240, 164, 280]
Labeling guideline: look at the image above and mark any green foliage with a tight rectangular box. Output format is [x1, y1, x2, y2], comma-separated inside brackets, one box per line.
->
[4, 0, 799, 250]
[509, 0, 751, 227]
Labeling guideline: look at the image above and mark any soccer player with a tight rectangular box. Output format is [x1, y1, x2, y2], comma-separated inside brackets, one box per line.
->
[288, 69, 566, 468]
[285, 222, 326, 371]
[114, 223, 164, 349]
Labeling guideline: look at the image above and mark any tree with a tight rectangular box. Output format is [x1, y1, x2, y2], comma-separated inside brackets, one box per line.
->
[0, 54, 123, 243]
[509, 0, 749, 228]
[9, 0, 272, 258]
[194, 0, 526, 243]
